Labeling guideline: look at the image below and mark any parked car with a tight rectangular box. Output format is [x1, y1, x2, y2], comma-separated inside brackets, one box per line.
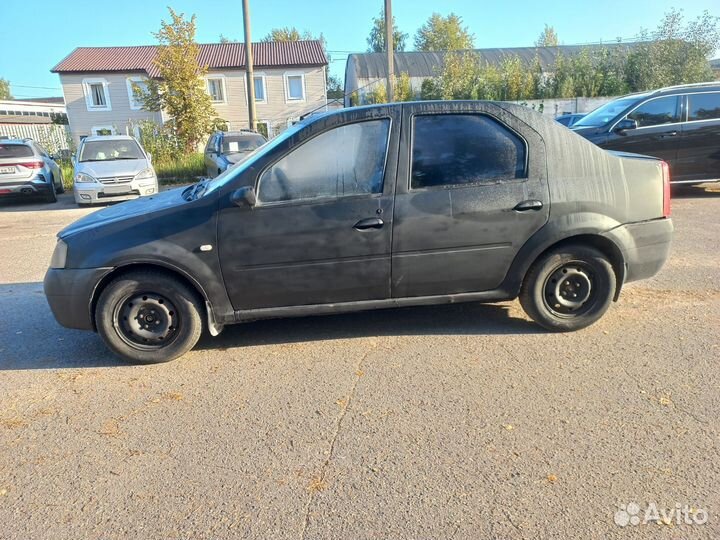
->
[572, 82, 720, 184]
[45, 101, 673, 363]
[555, 113, 585, 127]
[204, 130, 267, 178]
[73, 135, 158, 206]
[0, 138, 65, 203]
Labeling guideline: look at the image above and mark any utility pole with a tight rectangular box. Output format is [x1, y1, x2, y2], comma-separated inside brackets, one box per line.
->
[242, 0, 257, 130]
[384, 0, 394, 102]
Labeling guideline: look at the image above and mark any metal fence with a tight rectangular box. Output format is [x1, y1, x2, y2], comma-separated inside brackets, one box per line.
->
[0, 123, 72, 153]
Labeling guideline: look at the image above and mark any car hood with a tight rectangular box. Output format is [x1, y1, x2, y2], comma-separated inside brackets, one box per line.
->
[59, 186, 187, 239]
[571, 126, 605, 137]
[76, 158, 149, 179]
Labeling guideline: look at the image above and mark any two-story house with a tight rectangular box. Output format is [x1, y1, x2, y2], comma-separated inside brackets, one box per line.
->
[52, 40, 329, 146]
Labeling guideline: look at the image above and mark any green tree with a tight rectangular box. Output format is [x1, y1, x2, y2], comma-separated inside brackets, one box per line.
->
[0, 78, 11, 99]
[414, 13, 474, 51]
[395, 72, 415, 101]
[139, 8, 223, 153]
[367, 10, 408, 52]
[326, 74, 344, 99]
[535, 25, 559, 47]
[261, 27, 315, 42]
[365, 84, 387, 104]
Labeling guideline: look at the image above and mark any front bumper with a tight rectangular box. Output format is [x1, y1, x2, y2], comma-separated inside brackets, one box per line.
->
[603, 217, 674, 284]
[73, 179, 158, 204]
[44, 267, 113, 330]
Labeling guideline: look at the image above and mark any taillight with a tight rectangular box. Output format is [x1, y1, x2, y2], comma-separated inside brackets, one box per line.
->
[661, 161, 671, 218]
[11, 161, 44, 170]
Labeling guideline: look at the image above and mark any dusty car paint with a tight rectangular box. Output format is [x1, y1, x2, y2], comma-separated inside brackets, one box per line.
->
[44, 101, 673, 347]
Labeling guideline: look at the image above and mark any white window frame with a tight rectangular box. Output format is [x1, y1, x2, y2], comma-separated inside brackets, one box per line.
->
[253, 73, 267, 104]
[82, 78, 112, 112]
[284, 72, 306, 103]
[126, 76, 148, 111]
[91, 125, 115, 136]
[205, 75, 227, 104]
[256, 120, 271, 138]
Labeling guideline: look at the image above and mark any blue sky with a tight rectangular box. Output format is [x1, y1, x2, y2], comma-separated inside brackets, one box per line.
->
[0, 0, 717, 99]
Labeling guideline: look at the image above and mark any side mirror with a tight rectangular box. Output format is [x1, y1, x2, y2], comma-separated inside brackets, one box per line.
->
[230, 186, 256, 207]
[614, 118, 638, 133]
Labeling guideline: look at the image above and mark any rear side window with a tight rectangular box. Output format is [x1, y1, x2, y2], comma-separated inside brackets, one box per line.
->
[411, 114, 526, 189]
[258, 119, 390, 203]
[688, 93, 720, 121]
[0, 144, 34, 158]
[627, 96, 679, 127]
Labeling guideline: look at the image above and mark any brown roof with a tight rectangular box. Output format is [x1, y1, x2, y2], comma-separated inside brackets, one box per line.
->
[52, 41, 328, 77]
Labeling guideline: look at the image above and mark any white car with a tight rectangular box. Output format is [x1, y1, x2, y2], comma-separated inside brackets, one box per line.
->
[73, 135, 158, 206]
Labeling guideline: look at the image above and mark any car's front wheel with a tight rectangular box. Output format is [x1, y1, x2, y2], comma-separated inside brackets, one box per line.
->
[95, 270, 204, 363]
[519, 245, 616, 332]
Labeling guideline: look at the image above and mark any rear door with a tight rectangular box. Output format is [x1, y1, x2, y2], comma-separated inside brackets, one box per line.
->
[391, 102, 549, 298]
[675, 91, 720, 182]
[602, 95, 681, 167]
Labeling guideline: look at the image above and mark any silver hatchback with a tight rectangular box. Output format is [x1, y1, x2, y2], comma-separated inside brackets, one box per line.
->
[0, 138, 65, 203]
[73, 135, 158, 206]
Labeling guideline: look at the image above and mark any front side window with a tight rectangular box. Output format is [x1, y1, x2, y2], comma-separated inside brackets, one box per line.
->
[411, 114, 527, 189]
[207, 78, 225, 102]
[688, 93, 720, 121]
[286, 74, 304, 101]
[627, 96, 679, 128]
[258, 119, 390, 203]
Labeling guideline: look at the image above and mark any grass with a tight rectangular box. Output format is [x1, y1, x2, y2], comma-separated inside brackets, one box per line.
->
[57, 153, 205, 192]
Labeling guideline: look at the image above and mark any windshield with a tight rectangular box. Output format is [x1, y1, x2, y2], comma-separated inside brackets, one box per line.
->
[573, 96, 645, 128]
[80, 140, 144, 162]
[202, 121, 307, 197]
[222, 135, 265, 155]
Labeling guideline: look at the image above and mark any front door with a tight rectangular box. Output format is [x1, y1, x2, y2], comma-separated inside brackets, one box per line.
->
[602, 95, 681, 168]
[217, 109, 399, 310]
[391, 103, 549, 298]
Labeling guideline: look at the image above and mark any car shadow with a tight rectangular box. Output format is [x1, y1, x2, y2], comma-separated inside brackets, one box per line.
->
[0, 193, 82, 212]
[671, 183, 720, 199]
[0, 282, 538, 370]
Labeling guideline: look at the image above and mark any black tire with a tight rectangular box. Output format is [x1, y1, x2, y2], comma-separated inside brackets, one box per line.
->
[95, 270, 204, 363]
[519, 245, 616, 332]
[43, 178, 57, 203]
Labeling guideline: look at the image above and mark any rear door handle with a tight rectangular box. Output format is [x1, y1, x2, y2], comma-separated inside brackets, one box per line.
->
[353, 217, 384, 230]
[513, 200, 543, 212]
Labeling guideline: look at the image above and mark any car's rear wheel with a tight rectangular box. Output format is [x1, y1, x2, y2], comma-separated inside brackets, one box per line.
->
[43, 177, 57, 203]
[55, 172, 65, 194]
[95, 270, 203, 363]
[519, 245, 616, 332]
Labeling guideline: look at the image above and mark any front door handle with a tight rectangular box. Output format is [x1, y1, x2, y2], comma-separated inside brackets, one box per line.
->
[353, 217, 384, 230]
[657, 130, 678, 138]
[513, 200, 543, 212]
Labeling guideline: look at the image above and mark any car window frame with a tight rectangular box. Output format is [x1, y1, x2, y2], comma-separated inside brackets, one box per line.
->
[408, 112, 530, 192]
[253, 117, 394, 209]
[611, 95, 681, 131]
[684, 91, 720, 124]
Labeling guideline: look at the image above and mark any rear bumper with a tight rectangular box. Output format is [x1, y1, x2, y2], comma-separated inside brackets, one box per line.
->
[0, 180, 53, 198]
[44, 267, 113, 330]
[603, 218, 674, 284]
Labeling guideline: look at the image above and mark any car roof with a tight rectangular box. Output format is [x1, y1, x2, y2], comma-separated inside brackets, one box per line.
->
[82, 135, 137, 143]
[219, 131, 265, 137]
[0, 138, 33, 145]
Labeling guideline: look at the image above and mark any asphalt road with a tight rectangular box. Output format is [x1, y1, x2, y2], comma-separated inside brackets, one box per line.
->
[0, 187, 719, 539]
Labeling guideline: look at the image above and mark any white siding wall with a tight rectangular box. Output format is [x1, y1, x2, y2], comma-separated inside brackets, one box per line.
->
[60, 73, 162, 146]
[60, 66, 328, 145]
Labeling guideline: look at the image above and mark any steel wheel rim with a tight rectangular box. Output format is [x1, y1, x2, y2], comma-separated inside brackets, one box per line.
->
[543, 262, 596, 317]
[113, 292, 179, 350]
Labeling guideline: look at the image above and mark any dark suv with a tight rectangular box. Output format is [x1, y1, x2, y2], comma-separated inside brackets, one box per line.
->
[45, 102, 673, 363]
[572, 82, 720, 184]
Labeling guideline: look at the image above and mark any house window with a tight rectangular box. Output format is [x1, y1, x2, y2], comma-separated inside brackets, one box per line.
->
[126, 77, 149, 110]
[83, 78, 111, 111]
[256, 121, 269, 138]
[206, 77, 226, 103]
[91, 125, 114, 136]
[285, 73, 305, 101]
[254, 75, 266, 102]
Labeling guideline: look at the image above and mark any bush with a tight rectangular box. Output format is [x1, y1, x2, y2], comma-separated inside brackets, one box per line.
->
[154, 153, 204, 183]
